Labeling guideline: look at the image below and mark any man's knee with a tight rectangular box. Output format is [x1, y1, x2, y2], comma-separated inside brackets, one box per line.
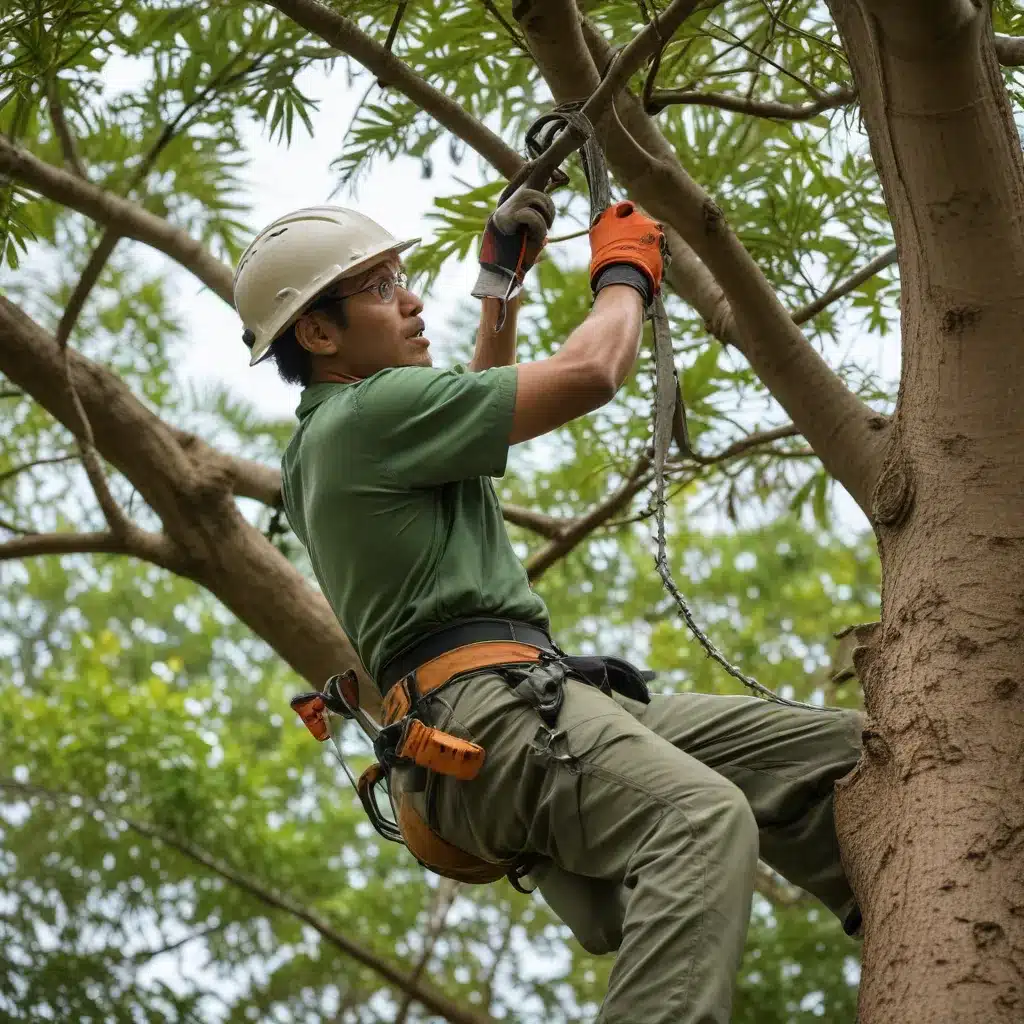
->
[656, 778, 758, 879]
[710, 781, 759, 871]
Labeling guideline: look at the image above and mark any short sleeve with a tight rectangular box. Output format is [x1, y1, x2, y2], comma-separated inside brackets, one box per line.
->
[356, 364, 518, 486]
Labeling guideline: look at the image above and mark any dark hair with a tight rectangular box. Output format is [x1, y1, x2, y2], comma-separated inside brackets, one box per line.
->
[270, 295, 347, 388]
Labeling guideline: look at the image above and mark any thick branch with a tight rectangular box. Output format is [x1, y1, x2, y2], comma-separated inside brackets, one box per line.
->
[0, 780, 490, 1024]
[792, 247, 898, 325]
[500, 504, 566, 538]
[647, 84, 856, 119]
[995, 34, 1024, 66]
[0, 136, 233, 305]
[826, 5, 1024, 321]
[0, 529, 179, 567]
[263, 0, 525, 179]
[0, 297, 377, 716]
[571, 15, 887, 512]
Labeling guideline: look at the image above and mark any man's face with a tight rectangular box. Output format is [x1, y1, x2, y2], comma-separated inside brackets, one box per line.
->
[298, 253, 431, 377]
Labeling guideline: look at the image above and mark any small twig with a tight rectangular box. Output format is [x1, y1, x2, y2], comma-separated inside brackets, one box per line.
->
[375, 1, 409, 86]
[0, 512, 35, 535]
[0, 452, 77, 488]
[0, 388, 24, 400]
[792, 246, 897, 325]
[682, 422, 800, 466]
[45, 75, 85, 178]
[547, 225, 590, 244]
[55, 231, 120, 348]
[392, 878, 460, 1024]
[647, 84, 855, 118]
[129, 922, 226, 964]
[479, 0, 529, 51]
[704, 22, 826, 100]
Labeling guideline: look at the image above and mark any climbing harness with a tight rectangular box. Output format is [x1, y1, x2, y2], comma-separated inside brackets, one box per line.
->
[291, 620, 658, 885]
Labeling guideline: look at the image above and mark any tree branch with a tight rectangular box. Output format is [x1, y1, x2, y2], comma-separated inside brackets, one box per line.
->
[129, 921, 227, 964]
[500, 503, 567, 538]
[393, 878, 460, 1024]
[647, 84, 856, 119]
[995, 34, 1024, 66]
[263, 0, 526, 179]
[684, 422, 801, 466]
[526, 458, 652, 579]
[183, 430, 572, 540]
[792, 247, 898, 325]
[0, 529, 179, 567]
[55, 231, 120, 347]
[0, 135, 233, 305]
[45, 76, 85, 177]
[0, 779, 490, 1024]
[479, 0, 530, 51]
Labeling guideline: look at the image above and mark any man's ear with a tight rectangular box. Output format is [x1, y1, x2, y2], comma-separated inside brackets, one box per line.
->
[294, 312, 340, 356]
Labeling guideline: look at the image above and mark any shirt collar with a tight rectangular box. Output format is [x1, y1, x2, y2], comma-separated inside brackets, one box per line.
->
[295, 382, 351, 420]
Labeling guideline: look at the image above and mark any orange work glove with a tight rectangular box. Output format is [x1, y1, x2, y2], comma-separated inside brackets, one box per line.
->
[589, 201, 666, 305]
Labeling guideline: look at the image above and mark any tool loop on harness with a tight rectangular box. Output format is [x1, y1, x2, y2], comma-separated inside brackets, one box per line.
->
[356, 763, 403, 845]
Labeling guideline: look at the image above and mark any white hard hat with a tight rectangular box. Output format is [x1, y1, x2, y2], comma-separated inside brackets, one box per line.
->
[233, 205, 420, 365]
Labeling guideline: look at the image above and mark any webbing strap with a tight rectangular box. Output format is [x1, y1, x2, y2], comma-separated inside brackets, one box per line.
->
[522, 103, 611, 224]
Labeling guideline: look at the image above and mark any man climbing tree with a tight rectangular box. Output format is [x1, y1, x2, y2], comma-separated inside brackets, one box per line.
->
[1, 1, 1022, 1021]
[233, 188, 865, 1023]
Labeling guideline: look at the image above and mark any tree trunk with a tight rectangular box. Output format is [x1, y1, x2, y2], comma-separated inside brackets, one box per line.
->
[828, 4, 1024, 1020]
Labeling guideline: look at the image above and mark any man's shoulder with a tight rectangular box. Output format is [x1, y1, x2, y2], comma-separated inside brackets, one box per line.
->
[355, 364, 475, 414]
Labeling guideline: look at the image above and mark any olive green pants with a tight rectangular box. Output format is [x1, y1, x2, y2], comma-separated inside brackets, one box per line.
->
[393, 670, 863, 1024]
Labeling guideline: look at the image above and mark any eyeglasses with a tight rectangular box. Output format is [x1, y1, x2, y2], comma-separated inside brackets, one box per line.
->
[347, 268, 409, 304]
[304, 269, 409, 321]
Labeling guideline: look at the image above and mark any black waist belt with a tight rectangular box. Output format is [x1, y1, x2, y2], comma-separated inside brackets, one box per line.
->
[377, 618, 558, 696]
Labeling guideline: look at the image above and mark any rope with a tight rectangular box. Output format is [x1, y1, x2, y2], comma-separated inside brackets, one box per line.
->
[650, 298, 838, 711]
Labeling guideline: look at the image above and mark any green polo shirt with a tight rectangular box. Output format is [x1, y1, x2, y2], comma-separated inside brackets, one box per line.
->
[280, 364, 550, 682]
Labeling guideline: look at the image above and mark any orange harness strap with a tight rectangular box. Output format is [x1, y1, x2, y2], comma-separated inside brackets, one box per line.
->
[382, 640, 545, 725]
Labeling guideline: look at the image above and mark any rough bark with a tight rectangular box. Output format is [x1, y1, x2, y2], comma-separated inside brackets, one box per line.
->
[0, 297, 381, 719]
[824, 4, 1024, 1021]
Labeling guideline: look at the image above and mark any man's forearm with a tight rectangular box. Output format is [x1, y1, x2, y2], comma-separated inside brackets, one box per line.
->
[468, 295, 520, 372]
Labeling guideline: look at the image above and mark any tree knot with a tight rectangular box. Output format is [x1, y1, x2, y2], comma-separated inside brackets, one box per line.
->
[702, 199, 724, 232]
[871, 458, 914, 528]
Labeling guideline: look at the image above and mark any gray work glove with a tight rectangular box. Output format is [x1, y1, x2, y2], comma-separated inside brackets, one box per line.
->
[471, 187, 557, 302]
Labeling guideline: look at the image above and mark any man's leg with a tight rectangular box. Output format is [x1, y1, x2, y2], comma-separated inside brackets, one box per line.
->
[423, 670, 760, 1024]
[629, 689, 864, 926]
